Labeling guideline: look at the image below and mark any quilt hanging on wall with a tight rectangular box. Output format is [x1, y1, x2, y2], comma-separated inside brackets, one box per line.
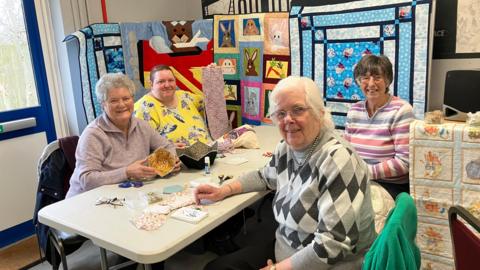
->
[289, 0, 432, 128]
[139, 20, 213, 98]
[66, 23, 124, 123]
[213, 12, 291, 126]
[121, 20, 213, 100]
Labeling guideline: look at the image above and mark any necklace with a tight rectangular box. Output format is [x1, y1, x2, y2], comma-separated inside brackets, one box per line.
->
[291, 133, 321, 173]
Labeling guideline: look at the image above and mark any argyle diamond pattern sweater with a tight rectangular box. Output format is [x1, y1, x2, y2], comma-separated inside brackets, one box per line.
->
[239, 128, 377, 269]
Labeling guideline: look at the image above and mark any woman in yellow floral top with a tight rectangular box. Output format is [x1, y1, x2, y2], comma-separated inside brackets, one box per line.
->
[134, 65, 211, 146]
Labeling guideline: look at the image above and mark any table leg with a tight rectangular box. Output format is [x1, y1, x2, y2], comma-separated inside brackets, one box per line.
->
[100, 247, 109, 270]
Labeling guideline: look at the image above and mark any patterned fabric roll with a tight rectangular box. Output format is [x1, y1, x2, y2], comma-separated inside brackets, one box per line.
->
[202, 66, 230, 140]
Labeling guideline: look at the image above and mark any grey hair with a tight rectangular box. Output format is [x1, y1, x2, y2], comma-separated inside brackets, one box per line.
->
[353, 54, 393, 92]
[269, 76, 335, 129]
[95, 73, 136, 103]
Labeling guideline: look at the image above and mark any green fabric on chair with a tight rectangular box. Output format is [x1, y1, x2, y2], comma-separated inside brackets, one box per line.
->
[362, 192, 421, 270]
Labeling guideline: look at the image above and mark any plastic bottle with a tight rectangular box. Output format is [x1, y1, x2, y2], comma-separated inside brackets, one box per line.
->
[204, 156, 211, 175]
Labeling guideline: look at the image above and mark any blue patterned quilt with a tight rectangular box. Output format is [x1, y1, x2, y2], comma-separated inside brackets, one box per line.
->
[66, 24, 124, 122]
[289, 0, 432, 128]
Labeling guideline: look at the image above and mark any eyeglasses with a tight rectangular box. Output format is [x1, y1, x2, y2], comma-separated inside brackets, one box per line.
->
[358, 75, 384, 84]
[107, 96, 133, 106]
[270, 106, 311, 121]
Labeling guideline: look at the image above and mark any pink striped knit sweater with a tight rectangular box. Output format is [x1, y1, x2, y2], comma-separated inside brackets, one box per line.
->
[345, 96, 414, 184]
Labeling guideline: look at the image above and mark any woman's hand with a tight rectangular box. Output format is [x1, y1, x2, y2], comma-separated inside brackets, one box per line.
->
[172, 157, 181, 174]
[126, 159, 157, 180]
[259, 259, 275, 270]
[194, 184, 229, 204]
[175, 142, 186, 149]
[260, 258, 292, 270]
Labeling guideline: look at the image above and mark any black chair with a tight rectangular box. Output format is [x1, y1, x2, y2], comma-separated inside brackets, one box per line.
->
[33, 136, 87, 270]
[448, 205, 480, 270]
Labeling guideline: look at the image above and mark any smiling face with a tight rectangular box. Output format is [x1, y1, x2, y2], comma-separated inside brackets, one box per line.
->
[150, 69, 177, 103]
[102, 87, 134, 129]
[272, 87, 322, 151]
[358, 73, 390, 107]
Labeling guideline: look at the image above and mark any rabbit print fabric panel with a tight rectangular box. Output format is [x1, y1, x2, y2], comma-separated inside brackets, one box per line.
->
[264, 12, 290, 56]
[289, 0, 431, 129]
[66, 23, 123, 123]
[214, 15, 239, 53]
[410, 120, 480, 266]
[214, 13, 290, 126]
[240, 43, 264, 82]
[241, 81, 263, 125]
[239, 14, 264, 42]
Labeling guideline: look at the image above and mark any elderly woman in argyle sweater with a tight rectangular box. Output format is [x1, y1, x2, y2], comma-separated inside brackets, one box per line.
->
[194, 76, 376, 270]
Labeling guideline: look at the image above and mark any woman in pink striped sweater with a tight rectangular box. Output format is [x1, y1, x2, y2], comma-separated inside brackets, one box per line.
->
[345, 55, 414, 199]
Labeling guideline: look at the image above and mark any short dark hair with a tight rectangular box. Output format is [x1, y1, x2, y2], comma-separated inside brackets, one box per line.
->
[353, 54, 393, 92]
[149, 65, 173, 82]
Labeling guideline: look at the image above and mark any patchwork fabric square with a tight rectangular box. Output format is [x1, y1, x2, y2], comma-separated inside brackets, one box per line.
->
[264, 13, 290, 56]
[241, 81, 262, 125]
[214, 53, 240, 80]
[226, 104, 242, 128]
[240, 42, 264, 82]
[214, 16, 239, 53]
[289, 0, 432, 128]
[263, 55, 290, 84]
[223, 80, 241, 105]
[261, 83, 277, 124]
[66, 23, 123, 122]
[239, 14, 264, 41]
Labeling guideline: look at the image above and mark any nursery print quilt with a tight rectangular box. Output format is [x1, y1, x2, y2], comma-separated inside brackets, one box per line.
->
[289, 0, 432, 128]
[66, 23, 124, 122]
[140, 39, 214, 96]
[214, 13, 290, 126]
[410, 120, 480, 268]
[121, 20, 213, 99]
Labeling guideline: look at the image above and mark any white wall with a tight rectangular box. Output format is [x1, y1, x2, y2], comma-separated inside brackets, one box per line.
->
[104, 0, 202, 22]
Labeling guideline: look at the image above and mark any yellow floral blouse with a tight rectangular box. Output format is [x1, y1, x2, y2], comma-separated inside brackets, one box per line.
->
[134, 91, 210, 146]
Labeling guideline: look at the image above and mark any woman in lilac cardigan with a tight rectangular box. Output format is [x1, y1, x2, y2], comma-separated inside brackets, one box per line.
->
[67, 73, 178, 198]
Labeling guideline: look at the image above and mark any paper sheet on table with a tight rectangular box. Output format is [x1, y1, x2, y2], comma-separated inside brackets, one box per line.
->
[223, 157, 249, 165]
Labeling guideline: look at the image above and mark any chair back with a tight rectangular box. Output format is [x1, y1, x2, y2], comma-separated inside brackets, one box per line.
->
[32, 136, 79, 260]
[448, 205, 480, 270]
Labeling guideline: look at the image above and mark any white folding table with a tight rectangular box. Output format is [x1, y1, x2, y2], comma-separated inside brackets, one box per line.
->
[38, 126, 280, 269]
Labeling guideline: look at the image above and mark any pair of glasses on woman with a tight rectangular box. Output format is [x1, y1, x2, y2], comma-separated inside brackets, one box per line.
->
[270, 106, 311, 121]
[358, 75, 384, 84]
